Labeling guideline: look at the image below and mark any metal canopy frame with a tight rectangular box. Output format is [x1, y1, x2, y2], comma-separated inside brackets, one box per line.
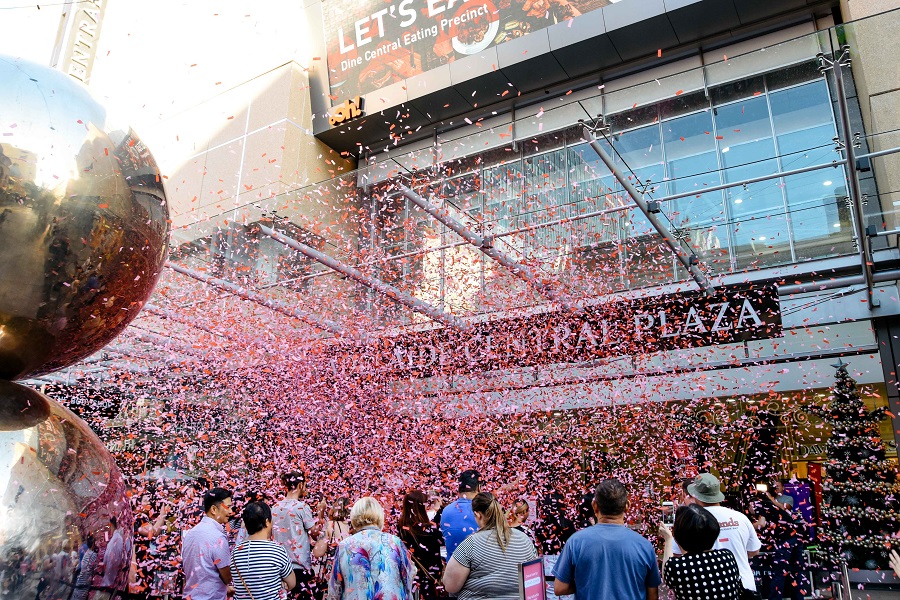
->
[166, 262, 346, 336]
[144, 303, 233, 341]
[581, 124, 716, 296]
[258, 224, 468, 330]
[397, 184, 571, 308]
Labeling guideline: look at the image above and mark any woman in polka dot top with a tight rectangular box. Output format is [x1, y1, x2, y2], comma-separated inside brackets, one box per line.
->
[659, 504, 743, 600]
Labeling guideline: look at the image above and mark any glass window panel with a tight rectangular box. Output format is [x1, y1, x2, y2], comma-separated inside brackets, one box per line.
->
[770, 80, 853, 260]
[662, 110, 726, 227]
[782, 171, 854, 260]
[711, 75, 766, 106]
[659, 90, 710, 121]
[625, 237, 676, 288]
[482, 159, 523, 235]
[715, 94, 792, 268]
[610, 123, 664, 240]
[771, 80, 835, 168]
[765, 61, 821, 92]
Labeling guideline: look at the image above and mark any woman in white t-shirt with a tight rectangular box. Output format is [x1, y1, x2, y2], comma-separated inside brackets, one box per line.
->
[231, 502, 296, 600]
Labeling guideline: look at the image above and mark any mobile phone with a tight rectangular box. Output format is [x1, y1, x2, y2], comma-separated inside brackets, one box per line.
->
[755, 483, 769, 493]
[662, 501, 675, 526]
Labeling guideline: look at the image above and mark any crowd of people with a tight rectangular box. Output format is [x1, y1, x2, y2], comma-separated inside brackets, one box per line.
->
[154, 467, 826, 600]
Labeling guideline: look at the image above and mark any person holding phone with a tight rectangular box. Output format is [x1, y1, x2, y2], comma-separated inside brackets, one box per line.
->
[659, 504, 742, 600]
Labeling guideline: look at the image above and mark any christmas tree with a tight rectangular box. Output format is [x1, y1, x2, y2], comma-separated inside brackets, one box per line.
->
[813, 359, 900, 570]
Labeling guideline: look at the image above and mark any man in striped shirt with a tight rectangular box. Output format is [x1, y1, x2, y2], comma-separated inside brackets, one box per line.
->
[231, 502, 295, 600]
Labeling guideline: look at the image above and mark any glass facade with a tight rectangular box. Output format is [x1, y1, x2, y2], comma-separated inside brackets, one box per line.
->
[365, 60, 855, 312]
[168, 23, 881, 330]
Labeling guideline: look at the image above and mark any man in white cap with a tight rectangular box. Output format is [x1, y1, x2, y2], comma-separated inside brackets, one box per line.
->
[687, 473, 762, 597]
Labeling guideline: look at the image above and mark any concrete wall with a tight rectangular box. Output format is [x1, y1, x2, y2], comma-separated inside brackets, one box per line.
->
[839, 2, 900, 234]
[160, 62, 356, 240]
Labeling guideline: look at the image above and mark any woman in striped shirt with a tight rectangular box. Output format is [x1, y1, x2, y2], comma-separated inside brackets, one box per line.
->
[443, 492, 537, 600]
[231, 502, 296, 600]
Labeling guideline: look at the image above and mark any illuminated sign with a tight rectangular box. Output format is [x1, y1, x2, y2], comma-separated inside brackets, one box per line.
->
[321, 0, 615, 101]
[329, 96, 364, 126]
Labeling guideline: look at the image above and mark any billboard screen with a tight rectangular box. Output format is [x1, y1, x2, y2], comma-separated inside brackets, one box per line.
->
[322, 0, 616, 102]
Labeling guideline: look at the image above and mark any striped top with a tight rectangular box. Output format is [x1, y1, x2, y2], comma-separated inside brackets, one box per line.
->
[230, 540, 292, 600]
[451, 528, 537, 600]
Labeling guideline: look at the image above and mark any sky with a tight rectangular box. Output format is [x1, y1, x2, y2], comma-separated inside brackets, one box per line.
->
[0, 0, 312, 175]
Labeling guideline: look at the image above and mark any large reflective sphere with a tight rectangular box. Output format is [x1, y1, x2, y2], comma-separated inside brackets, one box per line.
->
[0, 381, 132, 599]
[0, 56, 169, 380]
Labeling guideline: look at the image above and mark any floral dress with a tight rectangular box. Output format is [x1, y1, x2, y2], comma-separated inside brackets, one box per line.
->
[327, 527, 416, 600]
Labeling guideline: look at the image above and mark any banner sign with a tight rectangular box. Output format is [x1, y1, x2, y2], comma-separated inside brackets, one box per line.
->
[322, 0, 616, 102]
[341, 285, 782, 378]
[58, 0, 108, 84]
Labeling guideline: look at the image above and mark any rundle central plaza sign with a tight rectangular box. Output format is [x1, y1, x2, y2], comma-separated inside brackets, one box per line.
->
[340, 285, 782, 378]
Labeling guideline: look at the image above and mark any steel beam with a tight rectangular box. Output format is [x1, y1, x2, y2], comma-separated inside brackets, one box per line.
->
[144, 303, 232, 340]
[258, 224, 468, 330]
[776, 267, 900, 295]
[166, 262, 346, 336]
[581, 126, 715, 296]
[397, 185, 569, 307]
[820, 47, 875, 308]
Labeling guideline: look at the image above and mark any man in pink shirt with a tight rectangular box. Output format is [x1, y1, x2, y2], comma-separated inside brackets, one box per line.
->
[182, 488, 234, 600]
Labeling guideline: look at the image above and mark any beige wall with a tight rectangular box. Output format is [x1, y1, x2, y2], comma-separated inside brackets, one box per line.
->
[839, 1, 900, 234]
[160, 62, 356, 240]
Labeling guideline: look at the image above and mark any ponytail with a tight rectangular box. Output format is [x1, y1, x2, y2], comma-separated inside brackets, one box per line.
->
[472, 492, 512, 552]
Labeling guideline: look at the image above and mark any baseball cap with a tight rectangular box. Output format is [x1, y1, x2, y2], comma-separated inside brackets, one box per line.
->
[687, 473, 725, 504]
[458, 469, 482, 492]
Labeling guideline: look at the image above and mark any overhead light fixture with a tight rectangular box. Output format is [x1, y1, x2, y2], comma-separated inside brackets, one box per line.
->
[722, 147, 730, 153]
[823, 180, 833, 186]
[734, 198, 743, 204]
[758, 236, 767, 241]
[833, 223, 840, 228]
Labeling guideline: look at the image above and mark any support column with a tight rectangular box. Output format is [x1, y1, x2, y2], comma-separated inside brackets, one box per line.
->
[874, 317, 900, 452]
[819, 46, 876, 308]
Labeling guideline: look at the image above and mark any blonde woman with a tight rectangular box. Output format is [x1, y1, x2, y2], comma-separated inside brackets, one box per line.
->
[443, 492, 537, 600]
[327, 497, 416, 600]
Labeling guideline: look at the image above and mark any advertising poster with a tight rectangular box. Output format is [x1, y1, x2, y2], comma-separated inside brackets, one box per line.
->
[322, 0, 618, 102]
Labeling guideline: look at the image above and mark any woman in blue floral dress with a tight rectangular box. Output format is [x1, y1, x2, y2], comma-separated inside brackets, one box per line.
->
[327, 497, 416, 600]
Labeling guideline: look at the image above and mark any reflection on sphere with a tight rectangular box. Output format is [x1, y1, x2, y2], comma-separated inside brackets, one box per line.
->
[0, 55, 169, 381]
[0, 381, 132, 599]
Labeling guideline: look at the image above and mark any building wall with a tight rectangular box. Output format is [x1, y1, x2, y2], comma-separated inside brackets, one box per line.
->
[839, 1, 900, 233]
[160, 62, 356, 240]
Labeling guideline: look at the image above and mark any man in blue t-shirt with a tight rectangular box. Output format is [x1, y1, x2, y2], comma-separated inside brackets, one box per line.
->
[553, 478, 660, 600]
[440, 469, 481, 558]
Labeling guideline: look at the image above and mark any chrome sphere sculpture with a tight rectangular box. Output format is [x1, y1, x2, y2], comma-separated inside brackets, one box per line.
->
[0, 55, 170, 598]
[0, 55, 169, 381]
[0, 381, 133, 597]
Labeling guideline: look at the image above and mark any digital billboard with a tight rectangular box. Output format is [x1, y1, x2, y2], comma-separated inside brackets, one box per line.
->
[321, 0, 616, 101]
